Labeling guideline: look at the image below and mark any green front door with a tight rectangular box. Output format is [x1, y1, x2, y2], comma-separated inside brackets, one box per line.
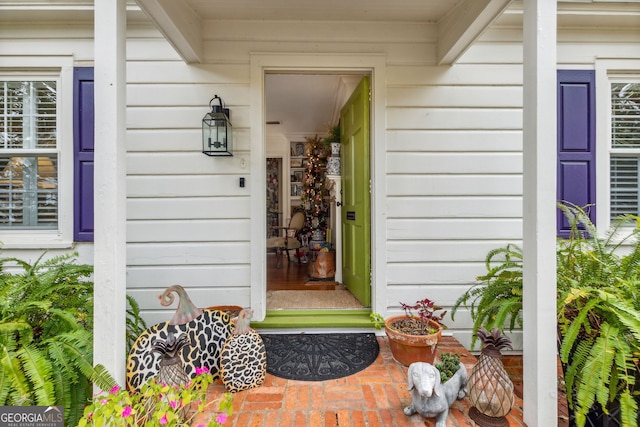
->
[340, 76, 371, 306]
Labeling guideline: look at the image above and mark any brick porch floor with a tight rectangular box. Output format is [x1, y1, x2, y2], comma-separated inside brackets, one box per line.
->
[193, 336, 528, 426]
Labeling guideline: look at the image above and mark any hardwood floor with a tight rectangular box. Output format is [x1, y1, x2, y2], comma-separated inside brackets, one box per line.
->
[266, 253, 314, 290]
[266, 253, 337, 291]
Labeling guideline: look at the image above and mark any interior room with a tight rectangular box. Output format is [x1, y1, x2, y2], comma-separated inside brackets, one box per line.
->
[264, 73, 367, 310]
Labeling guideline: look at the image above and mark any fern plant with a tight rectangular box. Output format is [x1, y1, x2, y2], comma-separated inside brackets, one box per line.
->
[451, 243, 523, 348]
[0, 252, 95, 425]
[0, 251, 147, 426]
[556, 203, 640, 427]
[452, 202, 640, 426]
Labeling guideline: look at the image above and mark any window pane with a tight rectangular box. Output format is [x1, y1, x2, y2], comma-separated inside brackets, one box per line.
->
[0, 155, 58, 228]
[611, 155, 640, 217]
[611, 83, 640, 149]
[0, 81, 57, 149]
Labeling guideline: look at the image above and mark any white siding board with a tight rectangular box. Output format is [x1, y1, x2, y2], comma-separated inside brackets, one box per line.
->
[387, 218, 522, 240]
[128, 175, 251, 197]
[127, 152, 250, 175]
[387, 64, 523, 86]
[387, 240, 521, 263]
[1, 40, 94, 60]
[387, 108, 522, 130]
[127, 266, 250, 288]
[127, 129, 250, 152]
[128, 197, 249, 220]
[387, 153, 522, 174]
[127, 106, 250, 129]
[127, 242, 249, 265]
[387, 130, 522, 152]
[127, 84, 250, 107]
[387, 175, 522, 196]
[126, 62, 250, 83]
[384, 284, 480, 307]
[127, 219, 250, 242]
[201, 40, 437, 66]
[388, 86, 522, 108]
[387, 264, 486, 289]
[387, 196, 522, 218]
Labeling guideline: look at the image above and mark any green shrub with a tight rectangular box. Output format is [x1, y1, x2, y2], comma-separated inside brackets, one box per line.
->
[0, 251, 147, 426]
[0, 252, 95, 425]
[452, 203, 640, 427]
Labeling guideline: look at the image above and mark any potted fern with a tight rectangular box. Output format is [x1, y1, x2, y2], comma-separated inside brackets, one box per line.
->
[452, 202, 640, 427]
[556, 203, 640, 427]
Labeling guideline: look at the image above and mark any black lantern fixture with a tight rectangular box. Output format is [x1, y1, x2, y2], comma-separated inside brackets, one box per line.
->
[202, 95, 233, 156]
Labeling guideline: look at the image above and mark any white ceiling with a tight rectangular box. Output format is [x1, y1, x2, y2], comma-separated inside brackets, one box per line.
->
[265, 74, 365, 139]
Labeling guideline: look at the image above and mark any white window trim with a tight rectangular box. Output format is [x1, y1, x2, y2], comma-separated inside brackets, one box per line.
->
[595, 59, 640, 232]
[0, 58, 74, 248]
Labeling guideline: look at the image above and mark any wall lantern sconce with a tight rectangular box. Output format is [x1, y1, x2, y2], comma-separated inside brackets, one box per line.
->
[202, 95, 233, 156]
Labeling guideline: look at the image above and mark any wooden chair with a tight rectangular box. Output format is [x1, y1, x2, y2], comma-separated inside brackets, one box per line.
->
[266, 210, 305, 268]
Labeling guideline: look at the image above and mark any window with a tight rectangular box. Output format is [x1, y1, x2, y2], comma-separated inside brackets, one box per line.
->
[609, 80, 640, 218]
[0, 80, 59, 229]
[0, 67, 74, 248]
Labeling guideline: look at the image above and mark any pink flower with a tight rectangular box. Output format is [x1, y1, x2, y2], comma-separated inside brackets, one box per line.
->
[159, 413, 168, 425]
[216, 413, 228, 424]
[99, 399, 108, 405]
[109, 385, 120, 394]
[169, 400, 178, 410]
[122, 406, 132, 417]
[195, 366, 210, 375]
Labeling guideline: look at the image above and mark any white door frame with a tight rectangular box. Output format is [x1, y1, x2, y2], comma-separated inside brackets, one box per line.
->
[249, 53, 387, 321]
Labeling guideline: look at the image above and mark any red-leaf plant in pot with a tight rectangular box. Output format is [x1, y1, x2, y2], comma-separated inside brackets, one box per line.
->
[380, 298, 447, 366]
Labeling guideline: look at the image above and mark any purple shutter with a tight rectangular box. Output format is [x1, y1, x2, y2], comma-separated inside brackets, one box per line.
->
[557, 70, 596, 237]
[73, 67, 94, 241]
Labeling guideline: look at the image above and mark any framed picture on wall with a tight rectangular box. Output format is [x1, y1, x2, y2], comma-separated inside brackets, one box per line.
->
[293, 171, 303, 182]
[290, 158, 303, 168]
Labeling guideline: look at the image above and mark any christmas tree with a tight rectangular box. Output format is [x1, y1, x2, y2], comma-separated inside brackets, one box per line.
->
[301, 135, 330, 240]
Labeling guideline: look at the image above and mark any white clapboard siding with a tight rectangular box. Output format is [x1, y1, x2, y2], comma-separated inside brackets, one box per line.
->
[127, 197, 249, 220]
[387, 196, 522, 218]
[127, 84, 251, 107]
[387, 175, 522, 196]
[127, 106, 250, 129]
[127, 266, 250, 288]
[127, 219, 250, 242]
[128, 175, 249, 197]
[387, 152, 522, 174]
[127, 152, 248, 175]
[387, 218, 523, 240]
[387, 64, 524, 86]
[127, 242, 250, 266]
[387, 130, 522, 152]
[127, 129, 250, 152]
[388, 86, 523, 108]
[387, 240, 522, 263]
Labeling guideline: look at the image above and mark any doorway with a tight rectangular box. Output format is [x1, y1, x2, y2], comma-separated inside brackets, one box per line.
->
[264, 72, 369, 311]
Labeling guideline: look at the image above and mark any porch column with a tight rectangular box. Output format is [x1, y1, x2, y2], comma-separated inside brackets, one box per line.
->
[522, 0, 558, 425]
[93, 0, 128, 385]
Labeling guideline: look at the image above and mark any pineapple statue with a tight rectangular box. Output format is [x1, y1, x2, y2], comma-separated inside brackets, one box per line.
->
[467, 327, 515, 427]
[145, 332, 190, 421]
[153, 332, 190, 387]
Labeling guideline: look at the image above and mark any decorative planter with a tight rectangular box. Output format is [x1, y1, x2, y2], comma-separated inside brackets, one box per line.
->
[384, 316, 442, 366]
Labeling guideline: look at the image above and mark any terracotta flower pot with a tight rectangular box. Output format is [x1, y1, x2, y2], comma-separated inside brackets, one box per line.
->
[384, 315, 442, 366]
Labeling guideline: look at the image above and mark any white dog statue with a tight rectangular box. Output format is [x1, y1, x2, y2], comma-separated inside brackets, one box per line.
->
[404, 361, 468, 427]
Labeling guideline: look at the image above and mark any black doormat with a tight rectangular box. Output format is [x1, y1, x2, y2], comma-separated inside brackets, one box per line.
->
[261, 333, 379, 381]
